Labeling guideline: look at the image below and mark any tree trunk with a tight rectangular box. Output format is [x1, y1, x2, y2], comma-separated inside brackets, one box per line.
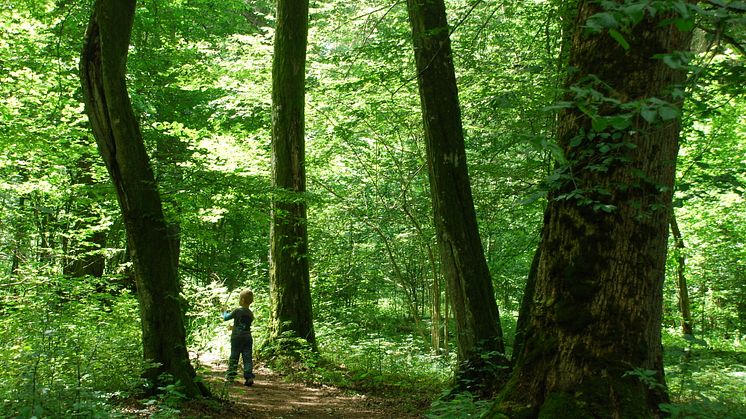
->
[268, 0, 316, 350]
[431, 264, 442, 354]
[406, 0, 508, 394]
[491, 2, 692, 417]
[79, 0, 207, 397]
[670, 211, 694, 336]
[511, 240, 542, 364]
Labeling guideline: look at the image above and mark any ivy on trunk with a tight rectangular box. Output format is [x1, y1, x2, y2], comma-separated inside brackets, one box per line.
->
[491, 1, 694, 416]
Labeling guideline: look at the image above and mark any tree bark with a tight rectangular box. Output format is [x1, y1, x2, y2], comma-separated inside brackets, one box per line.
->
[511, 239, 542, 364]
[79, 0, 207, 397]
[268, 0, 316, 350]
[431, 261, 442, 354]
[490, 2, 693, 417]
[670, 211, 694, 336]
[406, 0, 508, 394]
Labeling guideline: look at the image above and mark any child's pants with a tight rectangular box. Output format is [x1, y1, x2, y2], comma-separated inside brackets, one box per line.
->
[227, 334, 255, 381]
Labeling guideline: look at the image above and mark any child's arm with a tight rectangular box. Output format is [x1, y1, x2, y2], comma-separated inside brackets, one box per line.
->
[221, 309, 234, 321]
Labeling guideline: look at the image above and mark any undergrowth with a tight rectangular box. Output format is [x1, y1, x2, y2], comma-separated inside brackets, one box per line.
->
[662, 329, 746, 419]
[6, 279, 741, 418]
[0, 273, 143, 418]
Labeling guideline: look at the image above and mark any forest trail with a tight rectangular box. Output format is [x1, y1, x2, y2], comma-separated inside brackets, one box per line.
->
[189, 353, 425, 418]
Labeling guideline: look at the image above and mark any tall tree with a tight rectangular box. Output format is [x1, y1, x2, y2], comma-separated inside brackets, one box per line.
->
[268, 0, 316, 349]
[406, 0, 507, 392]
[79, 0, 207, 397]
[490, 1, 693, 417]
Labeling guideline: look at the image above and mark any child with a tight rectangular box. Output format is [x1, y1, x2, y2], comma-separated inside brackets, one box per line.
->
[222, 289, 256, 386]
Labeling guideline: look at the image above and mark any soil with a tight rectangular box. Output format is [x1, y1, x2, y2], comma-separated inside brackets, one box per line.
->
[178, 353, 427, 418]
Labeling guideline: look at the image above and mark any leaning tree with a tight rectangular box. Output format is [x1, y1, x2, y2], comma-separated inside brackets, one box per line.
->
[80, 0, 208, 397]
[406, 0, 508, 393]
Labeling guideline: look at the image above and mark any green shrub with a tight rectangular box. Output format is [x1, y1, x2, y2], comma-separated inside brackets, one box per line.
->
[0, 274, 142, 418]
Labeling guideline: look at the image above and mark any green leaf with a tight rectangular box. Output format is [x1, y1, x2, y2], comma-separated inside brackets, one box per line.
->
[609, 29, 630, 50]
[592, 117, 609, 132]
[543, 101, 574, 111]
[547, 142, 568, 165]
[577, 102, 594, 118]
[609, 115, 631, 130]
[519, 190, 547, 205]
[671, 87, 686, 100]
[641, 107, 657, 123]
[623, 3, 646, 24]
[655, 52, 693, 70]
[658, 105, 679, 121]
[586, 12, 618, 32]
[674, 18, 694, 32]
[672, 1, 690, 19]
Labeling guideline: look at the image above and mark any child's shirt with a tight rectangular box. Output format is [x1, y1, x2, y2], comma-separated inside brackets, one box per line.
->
[222, 307, 254, 336]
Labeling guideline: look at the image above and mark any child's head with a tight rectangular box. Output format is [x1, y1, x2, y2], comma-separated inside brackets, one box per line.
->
[239, 289, 254, 308]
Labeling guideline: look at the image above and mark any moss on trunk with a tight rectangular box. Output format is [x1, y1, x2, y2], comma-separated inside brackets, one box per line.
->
[406, 0, 508, 395]
[489, 0, 693, 416]
[267, 0, 316, 350]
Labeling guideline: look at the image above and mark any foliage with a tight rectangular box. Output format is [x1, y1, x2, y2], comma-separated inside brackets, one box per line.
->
[663, 46, 746, 339]
[0, 274, 142, 418]
[662, 330, 746, 419]
[426, 391, 491, 418]
[140, 375, 189, 419]
[0, 0, 744, 416]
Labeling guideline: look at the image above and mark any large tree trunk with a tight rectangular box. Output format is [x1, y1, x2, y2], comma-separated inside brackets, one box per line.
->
[490, 2, 693, 417]
[79, 0, 207, 397]
[670, 211, 694, 336]
[406, 0, 508, 394]
[268, 0, 316, 350]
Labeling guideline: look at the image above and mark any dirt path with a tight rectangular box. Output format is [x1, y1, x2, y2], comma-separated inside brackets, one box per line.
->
[191, 353, 425, 418]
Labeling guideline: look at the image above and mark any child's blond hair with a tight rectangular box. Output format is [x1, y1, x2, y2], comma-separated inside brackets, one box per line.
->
[239, 289, 254, 308]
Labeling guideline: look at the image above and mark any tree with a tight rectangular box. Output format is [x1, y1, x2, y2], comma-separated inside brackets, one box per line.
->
[267, 0, 316, 350]
[670, 211, 693, 336]
[490, 1, 694, 417]
[79, 0, 208, 397]
[406, 0, 507, 392]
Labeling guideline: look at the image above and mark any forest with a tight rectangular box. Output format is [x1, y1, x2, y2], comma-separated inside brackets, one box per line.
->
[1, 0, 744, 418]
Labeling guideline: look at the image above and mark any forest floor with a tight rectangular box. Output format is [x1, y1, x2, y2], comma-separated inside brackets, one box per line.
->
[176, 353, 428, 418]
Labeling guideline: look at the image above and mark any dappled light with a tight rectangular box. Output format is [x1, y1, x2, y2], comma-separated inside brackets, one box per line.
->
[1, 0, 743, 418]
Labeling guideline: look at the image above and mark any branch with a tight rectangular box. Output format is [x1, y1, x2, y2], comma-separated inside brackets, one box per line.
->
[698, 25, 746, 58]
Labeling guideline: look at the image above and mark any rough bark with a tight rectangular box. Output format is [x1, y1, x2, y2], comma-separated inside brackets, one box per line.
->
[670, 211, 694, 336]
[490, 2, 693, 417]
[268, 0, 316, 350]
[79, 0, 207, 397]
[406, 0, 508, 394]
[511, 240, 542, 364]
